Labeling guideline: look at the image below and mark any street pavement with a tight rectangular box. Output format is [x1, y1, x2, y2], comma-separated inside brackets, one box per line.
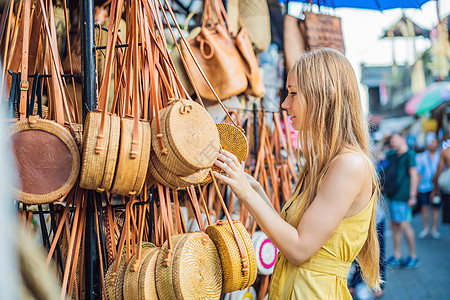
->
[383, 211, 450, 299]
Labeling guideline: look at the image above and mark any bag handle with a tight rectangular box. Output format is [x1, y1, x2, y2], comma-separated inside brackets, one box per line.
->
[95, 0, 123, 153]
[186, 186, 206, 231]
[157, 183, 173, 267]
[158, 0, 240, 128]
[210, 170, 250, 275]
[18, 0, 31, 121]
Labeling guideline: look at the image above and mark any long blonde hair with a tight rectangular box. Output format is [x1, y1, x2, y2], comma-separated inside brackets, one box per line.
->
[292, 48, 380, 289]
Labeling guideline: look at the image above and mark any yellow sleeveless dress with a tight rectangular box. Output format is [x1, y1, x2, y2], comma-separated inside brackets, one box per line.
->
[268, 170, 376, 299]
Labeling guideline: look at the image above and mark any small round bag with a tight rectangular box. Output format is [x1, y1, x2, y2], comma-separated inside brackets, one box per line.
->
[251, 231, 278, 275]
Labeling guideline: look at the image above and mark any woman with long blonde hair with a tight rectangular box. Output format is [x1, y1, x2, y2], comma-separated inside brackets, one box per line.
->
[214, 48, 381, 299]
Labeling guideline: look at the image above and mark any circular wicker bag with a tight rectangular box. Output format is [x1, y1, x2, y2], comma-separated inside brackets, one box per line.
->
[148, 151, 209, 190]
[110, 118, 151, 195]
[79, 111, 120, 192]
[152, 99, 220, 176]
[9, 117, 80, 204]
[137, 247, 160, 300]
[252, 231, 278, 275]
[123, 244, 157, 300]
[202, 123, 248, 183]
[155, 232, 222, 300]
[104, 254, 127, 300]
[206, 220, 257, 293]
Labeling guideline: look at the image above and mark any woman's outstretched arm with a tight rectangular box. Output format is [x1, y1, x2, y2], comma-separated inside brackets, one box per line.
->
[214, 149, 368, 266]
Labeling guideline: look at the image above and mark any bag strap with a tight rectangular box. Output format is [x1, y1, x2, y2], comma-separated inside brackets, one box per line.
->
[186, 185, 206, 231]
[18, 0, 31, 121]
[157, 183, 173, 267]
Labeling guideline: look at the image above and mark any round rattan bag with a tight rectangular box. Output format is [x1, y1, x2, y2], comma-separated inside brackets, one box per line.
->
[152, 99, 220, 176]
[155, 232, 222, 300]
[9, 117, 80, 204]
[252, 231, 278, 275]
[202, 123, 248, 183]
[206, 219, 257, 293]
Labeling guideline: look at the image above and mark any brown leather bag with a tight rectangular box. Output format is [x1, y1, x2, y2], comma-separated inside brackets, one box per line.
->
[284, 11, 345, 71]
[180, 0, 247, 101]
[303, 11, 345, 55]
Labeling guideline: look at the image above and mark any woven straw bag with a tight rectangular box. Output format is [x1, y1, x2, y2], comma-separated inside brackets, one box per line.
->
[9, 2, 80, 204]
[148, 150, 210, 190]
[252, 231, 278, 275]
[109, 118, 151, 195]
[152, 99, 220, 176]
[206, 174, 257, 293]
[202, 122, 248, 183]
[79, 0, 125, 192]
[154, 184, 222, 299]
[227, 0, 271, 53]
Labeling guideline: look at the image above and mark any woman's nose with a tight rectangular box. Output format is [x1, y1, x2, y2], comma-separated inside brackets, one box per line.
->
[281, 98, 289, 109]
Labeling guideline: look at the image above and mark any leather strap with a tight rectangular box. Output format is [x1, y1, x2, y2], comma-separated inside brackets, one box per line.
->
[157, 184, 173, 267]
[186, 186, 205, 231]
[172, 190, 184, 234]
[197, 183, 212, 226]
[19, 0, 31, 121]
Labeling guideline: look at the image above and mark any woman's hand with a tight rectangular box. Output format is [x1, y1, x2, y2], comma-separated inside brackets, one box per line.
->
[213, 149, 253, 200]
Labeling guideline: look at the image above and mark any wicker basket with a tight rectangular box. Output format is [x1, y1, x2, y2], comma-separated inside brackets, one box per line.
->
[110, 118, 151, 195]
[79, 111, 120, 192]
[202, 123, 248, 183]
[152, 99, 220, 176]
[206, 219, 257, 293]
[155, 233, 222, 300]
[148, 151, 209, 190]
[9, 117, 80, 204]
[137, 247, 160, 299]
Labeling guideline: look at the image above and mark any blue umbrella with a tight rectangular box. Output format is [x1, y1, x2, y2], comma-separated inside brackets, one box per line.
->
[285, 0, 431, 11]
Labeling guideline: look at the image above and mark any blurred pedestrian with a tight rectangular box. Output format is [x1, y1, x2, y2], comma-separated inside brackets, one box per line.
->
[416, 134, 441, 239]
[432, 133, 450, 225]
[384, 132, 420, 269]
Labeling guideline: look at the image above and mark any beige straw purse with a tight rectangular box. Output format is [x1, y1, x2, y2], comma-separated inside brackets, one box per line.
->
[155, 184, 222, 300]
[79, 0, 124, 192]
[152, 98, 220, 176]
[206, 172, 257, 293]
[9, 1, 80, 204]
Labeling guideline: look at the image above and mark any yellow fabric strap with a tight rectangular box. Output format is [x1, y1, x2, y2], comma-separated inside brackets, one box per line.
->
[300, 253, 351, 279]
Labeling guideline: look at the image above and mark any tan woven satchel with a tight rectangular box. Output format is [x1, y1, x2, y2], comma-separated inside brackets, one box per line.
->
[206, 172, 257, 293]
[79, 0, 124, 192]
[9, 0, 80, 204]
[155, 184, 222, 300]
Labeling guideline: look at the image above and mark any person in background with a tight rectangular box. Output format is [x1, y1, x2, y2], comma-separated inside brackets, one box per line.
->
[416, 133, 441, 239]
[385, 132, 420, 269]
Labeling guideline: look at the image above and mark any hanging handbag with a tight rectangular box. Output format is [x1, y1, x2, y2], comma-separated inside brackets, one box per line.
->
[206, 173, 257, 293]
[155, 184, 223, 300]
[180, 0, 248, 101]
[9, 0, 80, 205]
[227, 0, 271, 53]
[303, 10, 345, 54]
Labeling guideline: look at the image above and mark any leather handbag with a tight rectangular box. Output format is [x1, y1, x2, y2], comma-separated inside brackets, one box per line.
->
[9, 0, 80, 205]
[180, 0, 248, 101]
[303, 11, 345, 54]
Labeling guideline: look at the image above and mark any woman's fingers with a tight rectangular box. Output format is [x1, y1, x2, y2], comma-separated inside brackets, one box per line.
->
[217, 153, 239, 171]
[221, 149, 242, 167]
[212, 170, 231, 184]
[214, 160, 231, 173]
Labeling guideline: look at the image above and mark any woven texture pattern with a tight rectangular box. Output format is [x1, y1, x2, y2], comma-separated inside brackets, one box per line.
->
[239, 0, 271, 52]
[152, 100, 220, 176]
[138, 247, 160, 300]
[206, 220, 257, 293]
[9, 118, 80, 204]
[110, 118, 150, 195]
[79, 112, 120, 192]
[202, 123, 248, 183]
[156, 233, 222, 300]
[123, 246, 155, 300]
